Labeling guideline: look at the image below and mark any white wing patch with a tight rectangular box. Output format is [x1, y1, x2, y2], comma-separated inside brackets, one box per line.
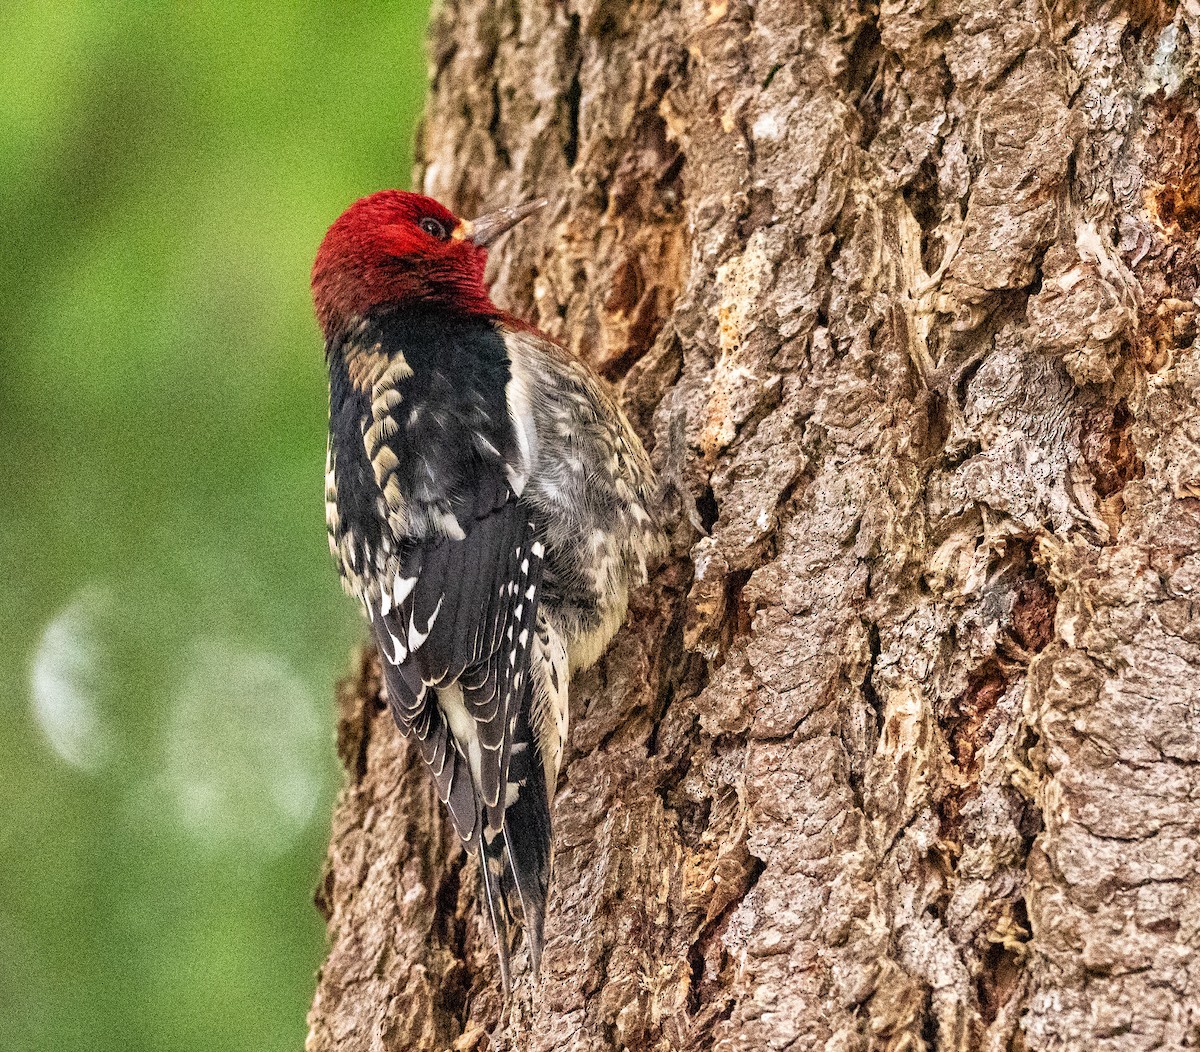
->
[408, 595, 444, 652]
[378, 573, 419, 631]
[394, 574, 416, 606]
[379, 625, 408, 665]
[437, 511, 466, 541]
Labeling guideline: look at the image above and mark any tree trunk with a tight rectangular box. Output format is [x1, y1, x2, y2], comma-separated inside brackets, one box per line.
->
[306, 1, 1200, 1049]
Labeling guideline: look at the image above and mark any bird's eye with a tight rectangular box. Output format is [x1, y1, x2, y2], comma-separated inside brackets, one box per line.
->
[419, 217, 449, 241]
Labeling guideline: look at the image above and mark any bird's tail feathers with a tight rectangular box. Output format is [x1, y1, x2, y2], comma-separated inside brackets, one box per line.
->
[476, 682, 553, 985]
[496, 694, 553, 976]
[479, 829, 515, 994]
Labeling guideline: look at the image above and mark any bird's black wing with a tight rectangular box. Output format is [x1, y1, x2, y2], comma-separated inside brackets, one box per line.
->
[370, 493, 544, 992]
[328, 308, 549, 985]
[370, 492, 544, 843]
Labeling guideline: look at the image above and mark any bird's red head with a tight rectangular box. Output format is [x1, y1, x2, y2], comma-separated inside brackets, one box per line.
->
[311, 190, 546, 337]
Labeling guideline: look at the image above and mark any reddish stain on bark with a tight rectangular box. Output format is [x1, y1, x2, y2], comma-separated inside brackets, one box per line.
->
[1083, 400, 1145, 500]
[1136, 94, 1200, 369]
[1010, 566, 1059, 654]
[948, 662, 1008, 772]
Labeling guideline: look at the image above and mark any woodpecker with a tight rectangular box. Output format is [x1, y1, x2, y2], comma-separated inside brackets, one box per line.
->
[313, 190, 662, 989]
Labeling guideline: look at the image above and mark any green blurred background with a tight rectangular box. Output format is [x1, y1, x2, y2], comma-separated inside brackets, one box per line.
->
[0, 3, 430, 1049]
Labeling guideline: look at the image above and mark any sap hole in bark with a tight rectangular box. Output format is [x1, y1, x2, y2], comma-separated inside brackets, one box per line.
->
[695, 484, 719, 533]
[845, 620, 883, 804]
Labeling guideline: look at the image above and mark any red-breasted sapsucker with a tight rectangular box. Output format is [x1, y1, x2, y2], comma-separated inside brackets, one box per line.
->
[312, 191, 662, 990]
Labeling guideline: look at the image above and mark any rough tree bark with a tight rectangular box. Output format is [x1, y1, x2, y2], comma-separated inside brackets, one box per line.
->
[306, 1, 1200, 1049]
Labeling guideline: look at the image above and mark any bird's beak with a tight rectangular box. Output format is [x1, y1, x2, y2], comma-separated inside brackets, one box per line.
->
[460, 199, 549, 247]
